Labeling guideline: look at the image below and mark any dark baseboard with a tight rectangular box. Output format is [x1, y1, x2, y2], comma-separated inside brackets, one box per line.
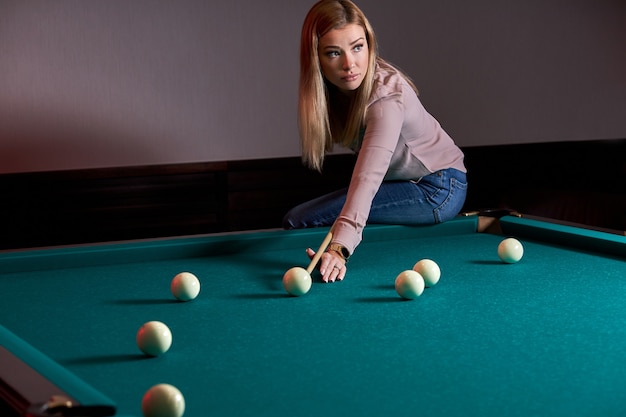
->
[0, 155, 356, 249]
[1, 139, 624, 249]
[461, 139, 626, 233]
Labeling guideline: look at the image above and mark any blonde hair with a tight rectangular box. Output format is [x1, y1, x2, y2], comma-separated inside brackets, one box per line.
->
[299, 0, 378, 171]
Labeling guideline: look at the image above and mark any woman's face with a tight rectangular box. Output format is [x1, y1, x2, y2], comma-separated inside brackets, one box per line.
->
[318, 23, 369, 94]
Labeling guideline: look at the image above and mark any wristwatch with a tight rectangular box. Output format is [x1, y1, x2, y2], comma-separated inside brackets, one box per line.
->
[327, 243, 350, 261]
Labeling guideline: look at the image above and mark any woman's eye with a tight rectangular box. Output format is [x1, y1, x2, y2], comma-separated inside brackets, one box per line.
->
[326, 51, 340, 58]
[354, 44, 364, 52]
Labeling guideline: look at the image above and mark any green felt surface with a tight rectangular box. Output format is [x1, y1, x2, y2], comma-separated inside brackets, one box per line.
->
[1, 216, 625, 417]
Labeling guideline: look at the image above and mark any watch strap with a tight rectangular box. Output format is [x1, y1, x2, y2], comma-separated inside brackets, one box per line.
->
[327, 243, 350, 261]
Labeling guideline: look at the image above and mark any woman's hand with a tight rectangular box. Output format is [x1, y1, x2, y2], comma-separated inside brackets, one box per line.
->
[306, 248, 347, 283]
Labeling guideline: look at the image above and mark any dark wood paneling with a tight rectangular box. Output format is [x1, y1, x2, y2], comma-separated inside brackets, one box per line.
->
[462, 139, 626, 232]
[225, 155, 355, 230]
[1, 140, 623, 250]
[0, 163, 229, 249]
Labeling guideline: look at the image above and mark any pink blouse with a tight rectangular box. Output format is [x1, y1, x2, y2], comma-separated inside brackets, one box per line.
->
[332, 61, 466, 254]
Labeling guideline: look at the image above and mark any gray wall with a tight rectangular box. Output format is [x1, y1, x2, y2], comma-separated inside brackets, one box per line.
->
[1, 0, 625, 174]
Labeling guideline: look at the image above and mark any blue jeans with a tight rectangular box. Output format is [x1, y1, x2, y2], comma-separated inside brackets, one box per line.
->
[283, 168, 468, 229]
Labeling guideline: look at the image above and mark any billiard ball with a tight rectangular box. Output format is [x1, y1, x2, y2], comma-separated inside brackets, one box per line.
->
[395, 270, 425, 299]
[142, 383, 185, 417]
[412, 259, 441, 287]
[498, 238, 524, 263]
[136, 321, 172, 357]
[171, 272, 200, 301]
[282, 267, 312, 296]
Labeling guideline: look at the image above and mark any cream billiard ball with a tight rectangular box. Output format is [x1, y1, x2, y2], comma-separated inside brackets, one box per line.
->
[136, 321, 172, 357]
[171, 272, 200, 301]
[412, 259, 441, 287]
[142, 383, 185, 417]
[395, 270, 425, 299]
[498, 238, 524, 263]
[282, 267, 312, 296]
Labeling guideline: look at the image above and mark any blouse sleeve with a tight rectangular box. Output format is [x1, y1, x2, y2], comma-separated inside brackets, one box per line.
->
[331, 93, 404, 254]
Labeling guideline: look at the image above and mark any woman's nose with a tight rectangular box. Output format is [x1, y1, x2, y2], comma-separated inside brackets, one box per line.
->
[343, 56, 354, 71]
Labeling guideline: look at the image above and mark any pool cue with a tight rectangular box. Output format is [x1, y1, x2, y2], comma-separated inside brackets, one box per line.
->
[306, 229, 334, 274]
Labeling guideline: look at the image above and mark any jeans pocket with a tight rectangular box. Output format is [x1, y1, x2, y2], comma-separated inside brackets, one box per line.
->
[433, 176, 468, 223]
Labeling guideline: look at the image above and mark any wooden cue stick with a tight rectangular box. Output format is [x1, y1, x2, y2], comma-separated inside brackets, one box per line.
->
[306, 229, 333, 274]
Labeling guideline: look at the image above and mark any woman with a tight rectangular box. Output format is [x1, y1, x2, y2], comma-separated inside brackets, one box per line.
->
[283, 0, 467, 283]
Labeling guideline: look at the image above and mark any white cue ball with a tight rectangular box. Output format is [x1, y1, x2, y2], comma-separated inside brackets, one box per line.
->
[282, 267, 312, 296]
[395, 270, 425, 299]
[142, 383, 185, 417]
[498, 237, 524, 263]
[136, 321, 172, 357]
[412, 259, 441, 287]
[171, 272, 201, 301]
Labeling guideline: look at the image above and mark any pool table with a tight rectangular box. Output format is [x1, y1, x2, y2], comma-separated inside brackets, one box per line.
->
[1, 214, 625, 417]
